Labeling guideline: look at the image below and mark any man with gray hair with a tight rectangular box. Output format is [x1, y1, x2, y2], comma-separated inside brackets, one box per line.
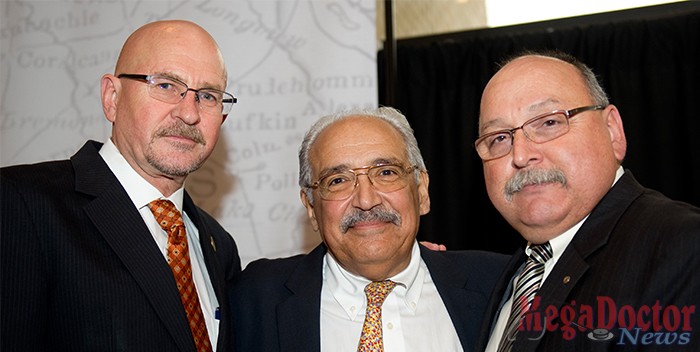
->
[229, 106, 508, 352]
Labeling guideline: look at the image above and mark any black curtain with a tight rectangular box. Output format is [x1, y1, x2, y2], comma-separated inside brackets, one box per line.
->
[378, 2, 700, 254]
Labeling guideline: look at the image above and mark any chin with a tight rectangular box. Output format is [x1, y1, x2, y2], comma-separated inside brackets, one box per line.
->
[154, 161, 201, 177]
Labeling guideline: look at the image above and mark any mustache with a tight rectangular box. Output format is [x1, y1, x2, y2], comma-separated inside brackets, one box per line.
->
[339, 206, 401, 233]
[504, 168, 566, 201]
[155, 123, 205, 145]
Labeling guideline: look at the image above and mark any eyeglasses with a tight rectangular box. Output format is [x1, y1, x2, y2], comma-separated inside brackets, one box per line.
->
[117, 74, 237, 117]
[309, 163, 418, 201]
[474, 105, 606, 161]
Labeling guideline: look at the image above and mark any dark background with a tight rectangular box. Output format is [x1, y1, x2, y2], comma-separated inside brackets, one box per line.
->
[378, 1, 700, 255]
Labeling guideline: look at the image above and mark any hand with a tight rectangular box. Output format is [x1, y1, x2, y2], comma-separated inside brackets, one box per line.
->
[419, 241, 447, 251]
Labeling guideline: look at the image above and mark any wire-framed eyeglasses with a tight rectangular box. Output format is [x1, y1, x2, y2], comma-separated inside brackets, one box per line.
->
[117, 74, 237, 118]
[309, 163, 418, 201]
[474, 105, 606, 161]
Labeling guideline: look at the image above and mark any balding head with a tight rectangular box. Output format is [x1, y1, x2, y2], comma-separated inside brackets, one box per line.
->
[115, 20, 227, 82]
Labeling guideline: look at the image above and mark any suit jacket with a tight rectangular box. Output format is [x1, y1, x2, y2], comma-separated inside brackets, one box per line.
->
[475, 171, 700, 352]
[229, 242, 509, 352]
[0, 140, 241, 352]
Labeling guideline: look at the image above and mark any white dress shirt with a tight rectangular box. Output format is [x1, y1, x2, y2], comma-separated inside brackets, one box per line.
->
[99, 139, 219, 349]
[485, 167, 625, 352]
[320, 241, 464, 352]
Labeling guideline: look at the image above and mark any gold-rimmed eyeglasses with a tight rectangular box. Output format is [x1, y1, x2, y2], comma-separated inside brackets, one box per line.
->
[474, 105, 606, 161]
[117, 74, 237, 118]
[309, 163, 418, 201]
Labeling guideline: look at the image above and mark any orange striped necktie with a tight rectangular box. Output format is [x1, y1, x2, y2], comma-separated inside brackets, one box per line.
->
[148, 199, 212, 352]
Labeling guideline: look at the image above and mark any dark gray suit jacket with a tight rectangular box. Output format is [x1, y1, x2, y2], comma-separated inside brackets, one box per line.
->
[475, 171, 700, 352]
[229, 242, 509, 352]
[1, 140, 241, 352]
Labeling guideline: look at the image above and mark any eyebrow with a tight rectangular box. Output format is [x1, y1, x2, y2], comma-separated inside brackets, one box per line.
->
[527, 99, 561, 113]
[155, 71, 224, 90]
[153, 72, 184, 82]
[316, 157, 404, 178]
[480, 98, 562, 133]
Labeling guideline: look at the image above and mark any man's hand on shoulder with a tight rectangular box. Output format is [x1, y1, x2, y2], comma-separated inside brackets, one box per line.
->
[419, 241, 447, 251]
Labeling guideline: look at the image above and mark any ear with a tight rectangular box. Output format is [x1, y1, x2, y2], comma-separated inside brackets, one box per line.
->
[418, 170, 431, 215]
[101, 74, 119, 123]
[603, 105, 627, 162]
[300, 189, 319, 232]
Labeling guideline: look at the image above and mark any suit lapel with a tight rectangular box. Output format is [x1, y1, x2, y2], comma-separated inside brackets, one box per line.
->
[72, 141, 194, 352]
[419, 246, 506, 346]
[420, 246, 487, 348]
[513, 251, 589, 352]
[276, 244, 326, 352]
[474, 250, 525, 350]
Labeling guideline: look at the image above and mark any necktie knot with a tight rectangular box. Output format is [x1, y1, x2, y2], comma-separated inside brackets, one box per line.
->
[528, 241, 552, 264]
[364, 280, 397, 307]
[148, 199, 186, 244]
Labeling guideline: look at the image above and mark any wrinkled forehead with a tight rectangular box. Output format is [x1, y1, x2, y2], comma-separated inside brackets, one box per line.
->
[311, 116, 408, 170]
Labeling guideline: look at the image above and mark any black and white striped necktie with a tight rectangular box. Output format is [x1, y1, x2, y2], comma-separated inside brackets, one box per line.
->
[497, 241, 553, 352]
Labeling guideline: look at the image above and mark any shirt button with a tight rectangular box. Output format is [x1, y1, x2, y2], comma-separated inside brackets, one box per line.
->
[386, 322, 394, 330]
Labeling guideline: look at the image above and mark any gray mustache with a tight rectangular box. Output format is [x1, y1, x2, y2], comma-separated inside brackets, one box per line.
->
[340, 207, 402, 233]
[504, 168, 566, 201]
[156, 123, 205, 145]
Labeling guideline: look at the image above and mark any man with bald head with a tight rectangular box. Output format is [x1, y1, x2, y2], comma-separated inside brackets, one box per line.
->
[474, 50, 700, 351]
[1, 20, 240, 351]
[229, 107, 508, 352]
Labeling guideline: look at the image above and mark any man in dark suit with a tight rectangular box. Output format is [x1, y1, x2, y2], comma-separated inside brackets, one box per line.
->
[1, 20, 241, 352]
[473, 50, 700, 351]
[229, 107, 509, 352]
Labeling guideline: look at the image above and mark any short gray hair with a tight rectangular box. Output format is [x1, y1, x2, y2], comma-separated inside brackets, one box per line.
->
[298, 106, 427, 205]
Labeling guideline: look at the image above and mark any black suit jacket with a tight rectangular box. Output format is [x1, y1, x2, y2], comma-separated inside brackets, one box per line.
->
[229, 242, 509, 352]
[475, 171, 700, 352]
[0, 140, 241, 352]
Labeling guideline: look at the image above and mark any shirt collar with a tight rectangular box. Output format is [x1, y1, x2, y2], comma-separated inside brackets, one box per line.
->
[323, 241, 425, 320]
[99, 138, 185, 210]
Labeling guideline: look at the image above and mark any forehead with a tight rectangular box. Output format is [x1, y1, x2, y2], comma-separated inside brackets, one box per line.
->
[480, 56, 588, 127]
[120, 24, 226, 87]
[310, 116, 407, 169]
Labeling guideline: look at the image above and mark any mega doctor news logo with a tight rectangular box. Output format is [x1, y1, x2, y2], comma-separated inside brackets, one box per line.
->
[512, 296, 696, 346]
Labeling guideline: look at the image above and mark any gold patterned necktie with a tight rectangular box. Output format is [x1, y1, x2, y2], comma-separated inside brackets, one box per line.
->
[357, 280, 397, 352]
[497, 242, 552, 352]
[148, 199, 212, 352]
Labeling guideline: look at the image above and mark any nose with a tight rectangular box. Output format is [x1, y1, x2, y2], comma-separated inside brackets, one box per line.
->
[173, 89, 202, 125]
[351, 174, 382, 210]
[511, 129, 542, 168]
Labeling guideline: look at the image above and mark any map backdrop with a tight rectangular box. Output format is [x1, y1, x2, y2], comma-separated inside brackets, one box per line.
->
[0, 0, 378, 266]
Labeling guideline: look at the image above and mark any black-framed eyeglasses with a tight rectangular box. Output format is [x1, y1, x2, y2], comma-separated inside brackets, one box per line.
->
[474, 105, 606, 161]
[309, 163, 418, 201]
[117, 74, 237, 118]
